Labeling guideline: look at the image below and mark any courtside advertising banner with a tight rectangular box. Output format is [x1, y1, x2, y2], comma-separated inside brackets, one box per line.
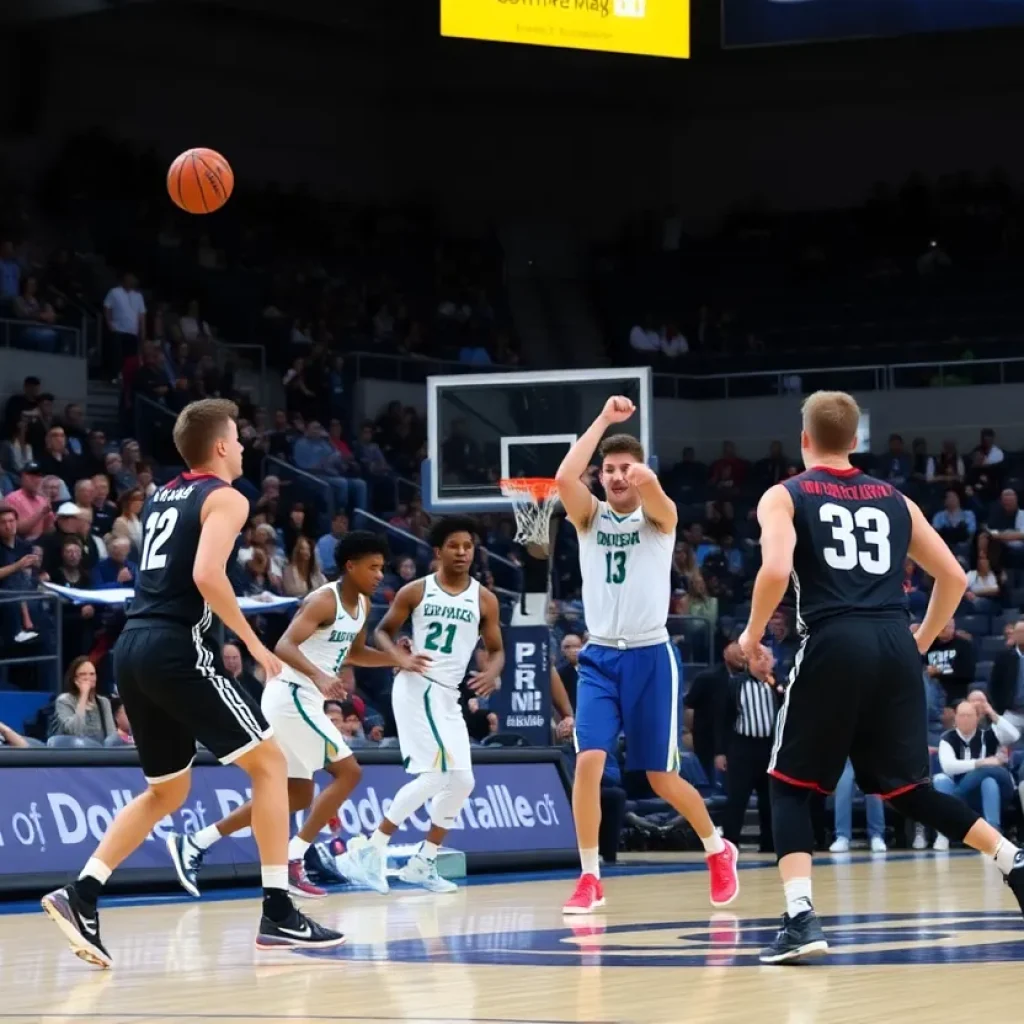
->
[0, 760, 574, 888]
[441, 0, 690, 59]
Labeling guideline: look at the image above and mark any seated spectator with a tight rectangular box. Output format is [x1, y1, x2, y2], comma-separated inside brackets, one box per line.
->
[924, 618, 976, 707]
[89, 474, 117, 537]
[986, 488, 1024, 568]
[316, 511, 349, 578]
[987, 620, 1024, 718]
[119, 440, 142, 492]
[42, 503, 103, 575]
[96, 535, 138, 589]
[932, 699, 1016, 848]
[931, 488, 975, 553]
[38, 424, 82, 490]
[0, 720, 30, 748]
[963, 553, 1003, 613]
[967, 428, 1004, 503]
[829, 759, 886, 853]
[354, 421, 397, 510]
[42, 473, 69, 510]
[464, 696, 498, 741]
[52, 656, 115, 743]
[0, 503, 40, 642]
[709, 441, 747, 492]
[879, 433, 912, 489]
[80, 430, 109, 479]
[136, 461, 156, 497]
[1, 415, 34, 474]
[902, 557, 931, 616]
[679, 572, 717, 659]
[668, 447, 707, 492]
[254, 474, 281, 523]
[967, 689, 1022, 747]
[282, 536, 327, 598]
[281, 502, 316, 559]
[240, 545, 280, 596]
[326, 699, 381, 747]
[12, 275, 59, 350]
[293, 420, 367, 513]
[6, 462, 53, 541]
[112, 489, 145, 555]
[222, 641, 263, 706]
[927, 440, 965, 483]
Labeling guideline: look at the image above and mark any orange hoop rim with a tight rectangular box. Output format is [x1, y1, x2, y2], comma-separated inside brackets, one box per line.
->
[498, 477, 558, 501]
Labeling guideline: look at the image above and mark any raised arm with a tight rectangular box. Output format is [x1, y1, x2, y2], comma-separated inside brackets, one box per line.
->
[906, 497, 968, 653]
[195, 487, 282, 680]
[738, 485, 795, 679]
[554, 395, 633, 531]
[467, 587, 506, 696]
[625, 461, 677, 534]
[274, 587, 344, 693]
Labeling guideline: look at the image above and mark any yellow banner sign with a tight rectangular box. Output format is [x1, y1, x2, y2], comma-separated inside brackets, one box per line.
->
[441, 0, 689, 59]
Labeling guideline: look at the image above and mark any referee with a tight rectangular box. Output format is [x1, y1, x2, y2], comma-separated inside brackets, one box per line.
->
[718, 660, 784, 853]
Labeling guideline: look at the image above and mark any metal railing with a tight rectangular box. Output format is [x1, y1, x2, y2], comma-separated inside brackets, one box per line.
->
[0, 592, 63, 690]
[0, 317, 83, 358]
[348, 351, 505, 384]
[261, 455, 336, 518]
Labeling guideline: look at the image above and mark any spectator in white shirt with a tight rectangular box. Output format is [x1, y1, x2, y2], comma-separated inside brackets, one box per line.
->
[975, 428, 1005, 467]
[103, 272, 146, 370]
[178, 299, 211, 343]
[629, 317, 662, 354]
[661, 324, 689, 359]
[963, 553, 1004, 614]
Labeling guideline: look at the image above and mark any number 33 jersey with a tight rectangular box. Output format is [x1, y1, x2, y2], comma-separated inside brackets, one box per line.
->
[578, 500, 673, 646]
[410, 574, 482, 688]
[783, 466, 911, 628]
[125, 471, 229, 630]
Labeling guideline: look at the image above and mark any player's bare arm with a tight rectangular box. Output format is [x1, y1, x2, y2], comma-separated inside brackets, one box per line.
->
[739, 484, 796, 679]
[467, 587, 506, 696]
[624, 461, 677, 534]
[274, 587, 344, 693]
[373, 579, 431, 673]
[195, 487, 282, 679]
[906, 497, 969, 653]
[555, 395, 633, 530]
[348, 609, 430, 673]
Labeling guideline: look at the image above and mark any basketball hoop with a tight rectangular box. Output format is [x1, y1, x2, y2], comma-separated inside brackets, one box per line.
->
[500, 477, 560, 548]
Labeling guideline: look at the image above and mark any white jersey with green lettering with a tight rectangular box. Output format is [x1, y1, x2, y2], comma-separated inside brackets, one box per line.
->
[578, 499, 673, 646]
[276, 583, 367, 690]
[410, 573, 481, 690]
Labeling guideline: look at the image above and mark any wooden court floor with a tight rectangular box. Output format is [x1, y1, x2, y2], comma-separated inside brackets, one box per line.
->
[3, 851, 1024, 1024]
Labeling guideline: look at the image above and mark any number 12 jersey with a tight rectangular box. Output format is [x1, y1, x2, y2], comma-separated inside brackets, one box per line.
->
[783, 466, 911, 628]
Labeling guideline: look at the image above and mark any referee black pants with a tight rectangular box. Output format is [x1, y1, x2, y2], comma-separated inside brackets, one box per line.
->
[722, 733, 774, 853]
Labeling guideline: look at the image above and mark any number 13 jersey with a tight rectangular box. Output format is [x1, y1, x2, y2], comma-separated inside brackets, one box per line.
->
[578, 500, 673, 646]
[783, 466, 911, 629]
[411, 574, 481, 689]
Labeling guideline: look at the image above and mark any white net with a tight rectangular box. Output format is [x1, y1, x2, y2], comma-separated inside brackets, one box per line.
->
[500, 478, 559, 548]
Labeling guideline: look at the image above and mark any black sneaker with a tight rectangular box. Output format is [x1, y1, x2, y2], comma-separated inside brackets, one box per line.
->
[759, 909, 829, 965]
[1005, 849, 1024, 916]
[305, 842, 349, 886]
[255, 906, 346, 951]
[41, 884, 113, 969]
[166, 832, 206, 899]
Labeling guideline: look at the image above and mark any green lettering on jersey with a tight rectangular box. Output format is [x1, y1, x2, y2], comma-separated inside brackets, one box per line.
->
[597, 530, 640, 548]
[421, 603, 476, 623]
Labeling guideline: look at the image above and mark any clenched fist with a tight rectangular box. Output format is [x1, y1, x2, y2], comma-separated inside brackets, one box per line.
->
[601, 395, 635, 424]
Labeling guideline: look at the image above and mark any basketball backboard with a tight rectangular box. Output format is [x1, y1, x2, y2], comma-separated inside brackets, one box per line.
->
[423, 366, 654, 513]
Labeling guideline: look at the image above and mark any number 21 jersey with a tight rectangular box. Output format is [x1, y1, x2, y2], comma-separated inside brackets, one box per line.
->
[125, 471, 229, 631]
[783, 467, 911, 628]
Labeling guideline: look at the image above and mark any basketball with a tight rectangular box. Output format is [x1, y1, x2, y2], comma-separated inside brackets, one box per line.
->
[166, 148, 234, 214]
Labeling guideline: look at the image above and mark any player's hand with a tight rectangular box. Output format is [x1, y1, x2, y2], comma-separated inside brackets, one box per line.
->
[397, 651, 432, 675]
[624, 462, 657, 488]
[737, 628, 775, 683]
[253, 644, 284, 682]
[313, 669, 339, 695]
[555, 716, 574, 741]
[468, 671, 500, 696]
[601, 395, 635, 424]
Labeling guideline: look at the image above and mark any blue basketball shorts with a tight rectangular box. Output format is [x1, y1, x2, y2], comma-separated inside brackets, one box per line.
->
[574, 641, 682, 773]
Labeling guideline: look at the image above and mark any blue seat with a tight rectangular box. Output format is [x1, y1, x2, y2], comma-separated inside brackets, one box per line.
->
[975, 660, 994, 683]
[956, 614, 990, 638]
[980, 635, 1008, 660]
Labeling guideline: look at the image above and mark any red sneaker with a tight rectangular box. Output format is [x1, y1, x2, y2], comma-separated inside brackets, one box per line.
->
[288, 858, 327, 899]
[707, 839, 739, 908]
[562, 873, 605, 915]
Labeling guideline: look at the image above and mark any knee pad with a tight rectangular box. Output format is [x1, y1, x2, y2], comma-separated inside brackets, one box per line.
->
[430, 770, 475, 829]
[770, 776, 815, 861]
[385, 772, 449, 828]
[887, 783, 979, 843]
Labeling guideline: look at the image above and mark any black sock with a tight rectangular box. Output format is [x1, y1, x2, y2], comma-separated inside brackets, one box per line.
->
[75, 875, 104, 906]
[262, 887, 292, 923]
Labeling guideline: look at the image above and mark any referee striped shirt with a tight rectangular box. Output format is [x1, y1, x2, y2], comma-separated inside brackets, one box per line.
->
[735, 677, 775, 739]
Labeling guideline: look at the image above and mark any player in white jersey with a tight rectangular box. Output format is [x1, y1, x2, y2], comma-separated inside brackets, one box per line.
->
[341, 516, 505, 894]
[556, 396, 740, 913]
[166, 531, 429, 900]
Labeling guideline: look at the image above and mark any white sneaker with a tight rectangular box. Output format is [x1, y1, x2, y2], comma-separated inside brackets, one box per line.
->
[828, 836, 850, 853]
[870, 836, 887, 853]
[398, 852, 457, 893]
[933, 834, 950, 852]
[338, 835, 390, 894]
[912, 826, 928, 850]
[14, 630, 38, 644]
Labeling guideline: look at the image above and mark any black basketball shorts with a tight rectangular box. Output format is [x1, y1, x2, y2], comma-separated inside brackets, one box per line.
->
[768, 615, 930, 797]
[114, 623, 272, 783]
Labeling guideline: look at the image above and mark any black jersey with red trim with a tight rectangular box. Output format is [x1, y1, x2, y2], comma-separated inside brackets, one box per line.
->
[124, 471, 229, 631]
[781, 466, 911, 628]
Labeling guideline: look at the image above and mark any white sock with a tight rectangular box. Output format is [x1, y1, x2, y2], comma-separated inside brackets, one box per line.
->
[994, 838, 1020, 875]
[79, 857, 112, 885]
[262, 865, 288, 891]
[784, 878, 813, 918]
[579, 847, 600, 879]
[420, 839, 440, 860]
[287, 835, 311, 861]
[190, 825, 222, 851]
[702, 831, 726, 855]
[370, 830, 391, 850]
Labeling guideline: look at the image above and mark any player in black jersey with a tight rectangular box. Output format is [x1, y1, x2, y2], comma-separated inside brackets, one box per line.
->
[738, 390, 1024, 964]
[41, 399, 344, 967]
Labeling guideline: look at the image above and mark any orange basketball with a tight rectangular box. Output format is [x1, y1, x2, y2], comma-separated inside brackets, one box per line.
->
[167, 148, 234, 214]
